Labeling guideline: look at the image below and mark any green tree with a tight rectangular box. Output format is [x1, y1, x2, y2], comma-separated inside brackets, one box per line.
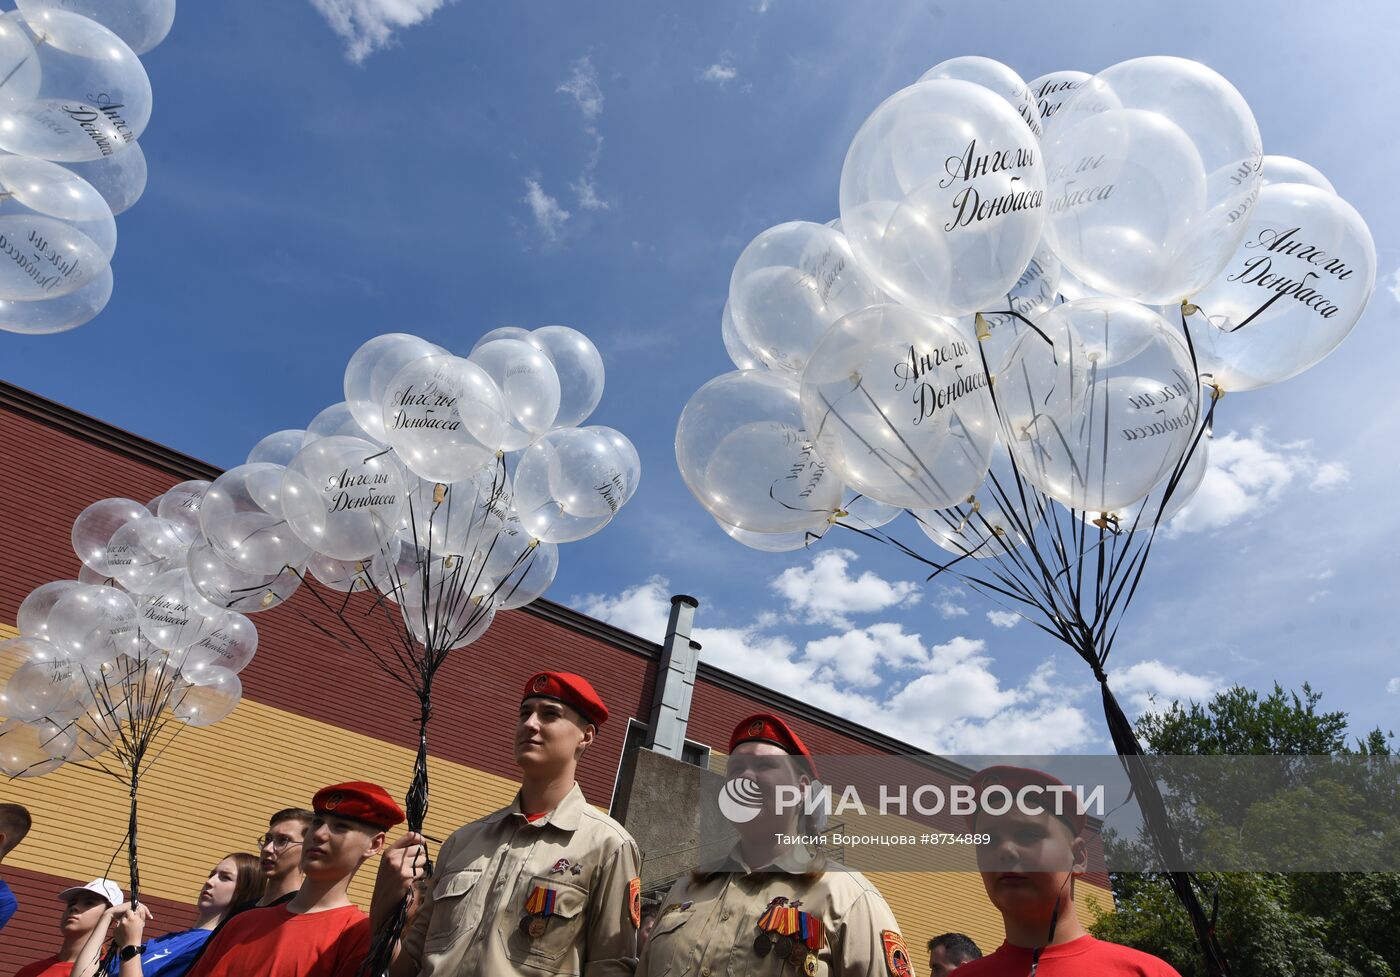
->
[1089, 683, 1398, 977]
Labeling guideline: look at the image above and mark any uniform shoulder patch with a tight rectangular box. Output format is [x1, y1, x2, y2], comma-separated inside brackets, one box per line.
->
[628, 877, 641, 928]
[882, 930, 914, 977]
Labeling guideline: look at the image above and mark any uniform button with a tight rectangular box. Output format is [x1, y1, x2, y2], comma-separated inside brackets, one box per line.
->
[701, 970, 711, 977]
[720, 911, 730, 920]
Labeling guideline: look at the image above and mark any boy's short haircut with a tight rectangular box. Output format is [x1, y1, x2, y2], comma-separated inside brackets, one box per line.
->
[268, 807, 314, 830]
[0, 803, 32, 856]
[927, 932, 983, 964]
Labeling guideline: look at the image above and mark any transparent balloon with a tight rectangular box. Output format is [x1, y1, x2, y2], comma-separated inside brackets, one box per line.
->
[16, 0, 175, 55]
[154, 480, 210, 544]
[381, 354, 507, 483]
[912, 442, 1039, 560]
[366, 539, 426, 604]
[528, 325, 606, 428]
[179, 612, 257, 678]
[841, 80, 1046, 317]
[728, 221, 883, 376]
[676, 370, 844, 533]
[17, 581, 85, 641]
[400, 567, 496, 651]
[106, 516, 189, 594]
[72, 496, 149, 574]
[282, 436, 407, 561]
[471, 325, 531, 352]
[3, 657, 88, 722]
[492, 540, 558, 610]
[721, 301, 762, 371]
[138, 569, 223, 652]
[171, 667, 241, 726]
[0, 10, 151, 162]
[974, 238, 1064, 374]
[0, 16, 41, 114]
[307, 548, 380, 594]
[1042, 56, 1263, 305]
[920, 56, 1041, 138]
[1086, 431, 1209, 534]
[1187, 183, 1375, 391]
[0, 266, 113, 335]
[0, 717, 74, 776]
[513, 427, 638, 542]
[200, 464, 310, 575]
[248, 429, 308, 467]
[187, 538, 302, 613]
[344, 333, 446, 443]
[304, 401, 380, 446]
[997, 297, 1200, 512]
[401, 466, 511, 558]
[1260, 155, 1336, 194]
[59, 141, 148, 216]
[1028, 70, 1090, 125]
[715, 514, 830, 552]
[46, 584, 138, 663]
[800, 304, 997, 509]
[468, 339, 561, 450]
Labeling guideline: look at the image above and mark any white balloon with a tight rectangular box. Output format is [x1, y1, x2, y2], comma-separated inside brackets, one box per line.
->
[46, 584, 138, 663]
[248, 430, 308, 467]
[305, 401, 380, 445]
[281, 436, 407, 561]
[106, 516, 188, 594]
[468, 339, 561, 450]
[71, 497, 149, 574]
[1028, 70, 1091, 124]
[187, 538, 302, 613]
[0, 717, 74, 776]
[1259, 155, 1335, 194]
[137, 569, 223, 652]
[16, 581, 85, 641]
[200, 464, 310, 575]
[471, 325, 531, 353]
[16, 0, 175, 55]
[920, 56, 1041, 138]
[344, 333, 446, 443]
[155, 480, 210, 543]
[381, 355, 507, 483]
[527, 325, 606, 428]
[0, 10, 151, 162]
[60, 142, 148, 215]
[721, 301, 762, 371]
[0, 266, 113, 335]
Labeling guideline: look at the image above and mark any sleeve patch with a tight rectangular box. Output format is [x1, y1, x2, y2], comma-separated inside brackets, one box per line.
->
[882, 930, 914, 977]
[628, 877, 642, 928]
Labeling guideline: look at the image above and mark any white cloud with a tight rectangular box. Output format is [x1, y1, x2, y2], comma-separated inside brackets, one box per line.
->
[308, 0, 450, 62]
[555, 57, 609, 212]
[522, 179, 569, 242]
[1310, 461, 1350, 491]
[934, 585, 968, 619]
[1168, 428, 1348, 536]
[1112, 659, 1220, 714]
[575, 576, 1098, 756]
[701, 63, 738, 85]
[1387, 678, 1400, 695]
[1386, 267, 1400, 304]
[557, 57, 604, 120]
[770, 549, 918, 627]
[987, 610, 1020, 629]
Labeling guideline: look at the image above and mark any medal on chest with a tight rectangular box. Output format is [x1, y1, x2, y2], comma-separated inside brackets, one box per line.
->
[753, 896, 823, 974]
[520, 885, 558, 939]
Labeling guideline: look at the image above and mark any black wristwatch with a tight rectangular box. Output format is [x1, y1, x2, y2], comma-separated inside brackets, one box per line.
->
[119, 944, 146, 961]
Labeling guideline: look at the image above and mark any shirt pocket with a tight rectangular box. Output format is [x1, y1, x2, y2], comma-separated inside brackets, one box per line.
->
[640, 910, 697, 977]
[503, 875, 590, 973]
[424, 867, 485, 953]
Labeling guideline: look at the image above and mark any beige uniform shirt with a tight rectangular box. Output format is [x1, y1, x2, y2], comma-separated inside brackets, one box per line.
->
[401, 783, 641, 977]
[635, 850, 912, 977]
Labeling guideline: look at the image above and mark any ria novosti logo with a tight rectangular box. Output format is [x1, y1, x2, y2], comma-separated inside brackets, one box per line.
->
[717, 777, 764, 823]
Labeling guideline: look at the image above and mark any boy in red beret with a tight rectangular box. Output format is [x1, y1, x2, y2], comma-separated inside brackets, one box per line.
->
[188, 781, 404, 977]
[957, 765, 1182, 977]
[375, 670, 641, 976]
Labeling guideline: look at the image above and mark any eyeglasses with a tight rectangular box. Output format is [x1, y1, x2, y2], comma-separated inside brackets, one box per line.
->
[257, 835, 304, 853]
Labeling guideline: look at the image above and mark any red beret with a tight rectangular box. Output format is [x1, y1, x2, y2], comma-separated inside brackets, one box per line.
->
[728, 713, 818, 779]
[965, 765, 1087, 837]
[523, 671, 609, 727]
[312, 781, 405, 831]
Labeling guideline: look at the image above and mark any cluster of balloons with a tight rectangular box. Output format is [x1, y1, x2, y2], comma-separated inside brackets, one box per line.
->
[679, 55, 1375, 554]
[1, 325, 639, 777]
[0, 0, 174, 336]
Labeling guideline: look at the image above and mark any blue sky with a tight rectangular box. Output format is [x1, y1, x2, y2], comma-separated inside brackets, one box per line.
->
[3, 0, 1398, 755]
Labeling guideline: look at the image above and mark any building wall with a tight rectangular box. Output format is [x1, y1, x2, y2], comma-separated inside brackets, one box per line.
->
[0, 385, 1116, 971]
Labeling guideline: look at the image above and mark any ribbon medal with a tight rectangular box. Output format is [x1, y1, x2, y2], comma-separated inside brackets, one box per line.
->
[521, 885, 558, 939]
[754, 897, 822, 968]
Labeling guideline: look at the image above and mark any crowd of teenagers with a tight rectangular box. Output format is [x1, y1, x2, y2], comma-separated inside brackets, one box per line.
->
[3, 671, 1183, 976]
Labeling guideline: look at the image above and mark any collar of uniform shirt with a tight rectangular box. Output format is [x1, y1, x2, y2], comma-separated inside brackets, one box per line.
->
[485, 782, 588, 832]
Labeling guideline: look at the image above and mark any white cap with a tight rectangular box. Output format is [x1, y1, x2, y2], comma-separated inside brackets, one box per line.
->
[57, 878, 123, 906]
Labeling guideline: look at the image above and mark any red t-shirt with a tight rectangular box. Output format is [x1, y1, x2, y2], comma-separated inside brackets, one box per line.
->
[14, 958, 73, 977]
[958, 936, 1183, 976]
[184, 903, 370, 977]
